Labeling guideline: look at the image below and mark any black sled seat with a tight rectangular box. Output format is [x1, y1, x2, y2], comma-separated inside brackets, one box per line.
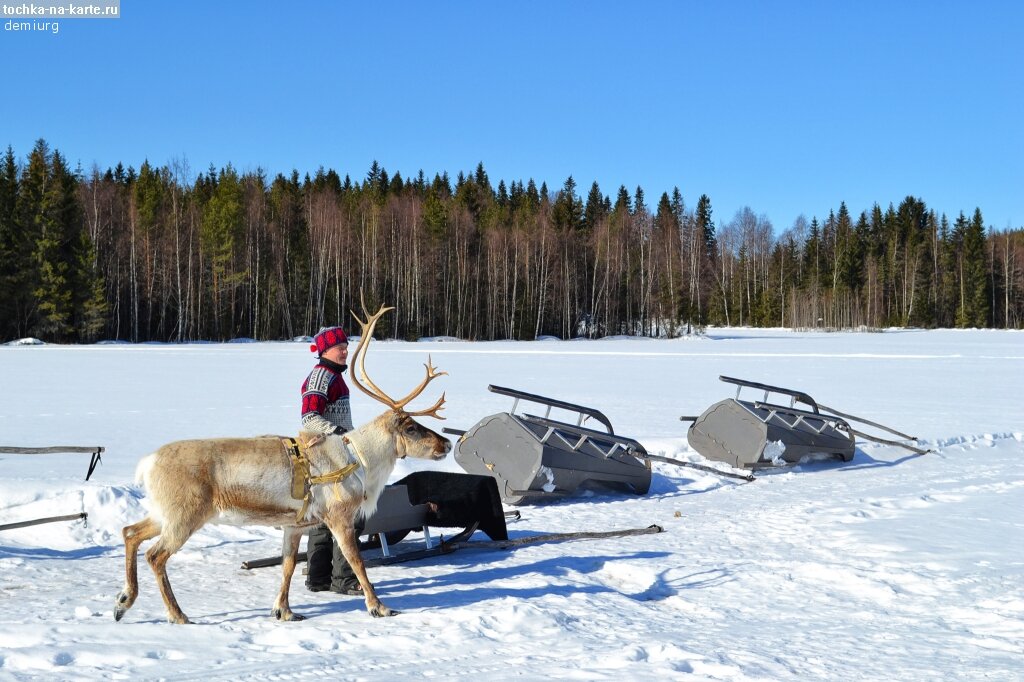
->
[361, 471, 508, 551]
[449, 385, 652, 505]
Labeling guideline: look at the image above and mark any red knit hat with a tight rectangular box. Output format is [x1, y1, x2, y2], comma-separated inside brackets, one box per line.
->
[310, 326, 348, 355]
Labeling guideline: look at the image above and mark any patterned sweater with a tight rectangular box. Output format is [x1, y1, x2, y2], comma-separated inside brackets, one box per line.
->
[300, 357, 354, 434]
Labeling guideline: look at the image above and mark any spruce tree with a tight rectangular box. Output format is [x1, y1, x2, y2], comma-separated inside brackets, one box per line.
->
[0, 146, 18, 339]
[835, 202, 862, 291]
[583, 181, 605, 231]
[202, 164, 245, 338]
[614, 185, 632, 214]
[694, 194, 717, 323]
[423, 190, 448, 241]
[959, 208, 989, 327]
[803, 218, 821, 291]
[670, 187, 685, 220]
[34, 150, 82, 340]
[525, 179, 540, 211]
[937, 214, 956, 326]
[73, 220, 109, 342]
[389, 170, 404, 194]
[14, 140, 52, 338]
[552, 176, 583, 231]
[633, 186, 646, 217]
[695, 194, 715, 253]
[474, 162, 490, 194]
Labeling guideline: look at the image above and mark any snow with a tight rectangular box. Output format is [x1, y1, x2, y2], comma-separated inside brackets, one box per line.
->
[1, 329, 1022, 680]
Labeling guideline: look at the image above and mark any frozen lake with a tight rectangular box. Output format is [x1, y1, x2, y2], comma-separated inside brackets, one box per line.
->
[1, 328, 1022, 680]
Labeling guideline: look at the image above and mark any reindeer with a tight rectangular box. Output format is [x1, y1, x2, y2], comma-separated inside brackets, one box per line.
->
[114, 303, 450, 624]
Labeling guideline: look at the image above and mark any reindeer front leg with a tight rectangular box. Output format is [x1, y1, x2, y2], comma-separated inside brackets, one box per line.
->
[272, 525, 306, 621]
[323, 512, 397, 617]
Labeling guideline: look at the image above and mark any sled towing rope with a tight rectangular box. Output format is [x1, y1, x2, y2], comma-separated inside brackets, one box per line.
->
[241, 524, 665, 570]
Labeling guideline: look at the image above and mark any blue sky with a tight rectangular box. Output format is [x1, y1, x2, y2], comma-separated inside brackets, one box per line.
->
[3, 0, 1021, 231]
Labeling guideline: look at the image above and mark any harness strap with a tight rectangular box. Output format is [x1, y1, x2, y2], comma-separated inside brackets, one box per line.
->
[341, 436, 371, 501]
[341, 435, 369, 469]
[309, 463, 359, 488]
[283, 436, 361, 524]
[283, 438, 309, 500]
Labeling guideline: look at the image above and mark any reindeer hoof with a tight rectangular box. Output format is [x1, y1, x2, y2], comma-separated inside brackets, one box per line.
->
[168, 614, 191, 625]
[369, 604, 399, 618]
[272, 608, 306, 621]
[114, 591, 132, 621]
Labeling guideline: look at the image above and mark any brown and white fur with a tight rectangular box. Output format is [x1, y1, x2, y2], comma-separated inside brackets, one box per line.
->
[114, 411, 449, 624]
[115, 301, 450, 624]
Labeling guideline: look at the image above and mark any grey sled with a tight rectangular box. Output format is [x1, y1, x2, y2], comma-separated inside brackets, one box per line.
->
[683, 376, 927, 470]
[448, 385, 652, 505]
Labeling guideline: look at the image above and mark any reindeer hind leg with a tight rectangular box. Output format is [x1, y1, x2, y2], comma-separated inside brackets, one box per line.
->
[115, 516, 161, 622]
[144, 514, 208, 624]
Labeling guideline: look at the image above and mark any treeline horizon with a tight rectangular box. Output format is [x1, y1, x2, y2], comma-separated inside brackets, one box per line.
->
[1, 138, 1022, 344]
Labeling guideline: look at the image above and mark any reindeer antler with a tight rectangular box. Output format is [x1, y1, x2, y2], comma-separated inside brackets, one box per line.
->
[393, 355, 448, 410]
[396, 356, 447, 419]
[348, 294, 447, 419]
[349, 294, 397, 407]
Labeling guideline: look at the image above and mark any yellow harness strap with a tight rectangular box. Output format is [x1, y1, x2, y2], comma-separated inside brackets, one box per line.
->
[283, 436, 360, 524]
[283, 437, 309, 501]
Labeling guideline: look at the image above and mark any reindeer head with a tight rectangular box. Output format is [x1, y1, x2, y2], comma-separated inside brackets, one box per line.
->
[349, 299, 451, 461]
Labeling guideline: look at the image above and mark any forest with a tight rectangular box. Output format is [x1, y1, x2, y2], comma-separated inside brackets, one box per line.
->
[1, 139, 1021, 343]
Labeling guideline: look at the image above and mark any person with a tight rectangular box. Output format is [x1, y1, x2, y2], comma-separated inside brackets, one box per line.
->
[300, 326, 363, 595]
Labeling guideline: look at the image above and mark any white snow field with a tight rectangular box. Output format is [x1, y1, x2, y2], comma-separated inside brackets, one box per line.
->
[1, 329, 1022, 681]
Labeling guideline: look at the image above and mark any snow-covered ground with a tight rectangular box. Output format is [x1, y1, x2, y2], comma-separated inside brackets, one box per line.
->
[1, 329, 1022, 680]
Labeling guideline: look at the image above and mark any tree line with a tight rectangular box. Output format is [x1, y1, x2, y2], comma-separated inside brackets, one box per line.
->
[1, 139, 1022, 343]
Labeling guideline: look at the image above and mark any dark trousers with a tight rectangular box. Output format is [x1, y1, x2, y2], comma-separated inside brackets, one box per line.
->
[305, 522, 358, 590]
